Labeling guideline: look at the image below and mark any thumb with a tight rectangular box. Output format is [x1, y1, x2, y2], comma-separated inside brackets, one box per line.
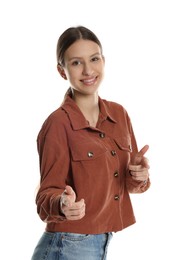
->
[62, 185, 76, 206]
[132, 144, 149, 165]
[65, 185, 75, 195]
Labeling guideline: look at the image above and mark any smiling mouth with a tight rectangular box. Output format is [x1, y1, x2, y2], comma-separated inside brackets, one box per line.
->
[81, 76, 98, 86]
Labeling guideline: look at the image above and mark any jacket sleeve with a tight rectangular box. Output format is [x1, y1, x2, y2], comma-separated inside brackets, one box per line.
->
[35, 114, 69, 222]
[125, 113, 151, 193]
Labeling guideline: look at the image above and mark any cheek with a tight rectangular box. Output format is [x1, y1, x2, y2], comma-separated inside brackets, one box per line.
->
[98, 66, 105, 78]
[98, 63, 105, 73]
[66, 72, 80, 85]
[67, 68, 81, 79]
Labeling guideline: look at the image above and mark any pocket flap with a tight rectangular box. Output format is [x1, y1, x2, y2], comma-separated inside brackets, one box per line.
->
[114, 137, 132, 152]
[71, 141, 108, 161]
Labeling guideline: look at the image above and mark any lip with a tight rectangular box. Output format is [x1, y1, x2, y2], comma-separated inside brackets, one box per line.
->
[81, 76, 98, 86]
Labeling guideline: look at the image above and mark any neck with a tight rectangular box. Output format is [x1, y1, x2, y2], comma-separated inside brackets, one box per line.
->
[72, 90, 99, 127]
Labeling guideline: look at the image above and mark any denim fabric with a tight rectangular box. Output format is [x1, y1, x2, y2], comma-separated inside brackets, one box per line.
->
[31, 232, 113, 260]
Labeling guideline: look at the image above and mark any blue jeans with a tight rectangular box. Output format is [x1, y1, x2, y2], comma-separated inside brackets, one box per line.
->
[31, 232, 113, 260]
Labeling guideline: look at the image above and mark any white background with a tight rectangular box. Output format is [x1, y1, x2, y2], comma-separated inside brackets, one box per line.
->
[0, 0, 185, 259]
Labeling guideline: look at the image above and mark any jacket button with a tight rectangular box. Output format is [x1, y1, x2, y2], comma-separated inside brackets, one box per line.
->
[99, 133, 105, 138]
[114, 171, 119, 177]
[111, 150, 116, 156]
[114, 195, 120, 200]
[87, 151, 94, 157]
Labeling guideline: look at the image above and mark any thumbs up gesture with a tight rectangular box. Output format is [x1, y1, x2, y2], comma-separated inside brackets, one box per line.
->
[129, 145, 150, 182]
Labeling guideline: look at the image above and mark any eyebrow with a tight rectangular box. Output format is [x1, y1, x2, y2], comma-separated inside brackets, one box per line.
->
[68, 52, 102, 62]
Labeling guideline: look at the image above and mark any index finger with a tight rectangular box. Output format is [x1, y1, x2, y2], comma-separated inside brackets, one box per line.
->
[138, 145, 149, 157]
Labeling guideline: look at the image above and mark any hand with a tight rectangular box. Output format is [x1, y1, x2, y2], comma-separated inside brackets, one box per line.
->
[60, 185, 86, 220]
[129, 145, 150, 182]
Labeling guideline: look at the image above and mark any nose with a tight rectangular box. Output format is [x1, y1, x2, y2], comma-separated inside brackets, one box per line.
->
[82, 62, 92, 76]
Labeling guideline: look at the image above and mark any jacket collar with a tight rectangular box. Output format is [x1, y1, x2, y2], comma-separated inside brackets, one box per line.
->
[61, 93, 117, 130]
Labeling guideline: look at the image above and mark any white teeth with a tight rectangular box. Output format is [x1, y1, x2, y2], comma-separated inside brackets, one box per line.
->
[83, 77, 96, 84]
[84, 80, 93, 83]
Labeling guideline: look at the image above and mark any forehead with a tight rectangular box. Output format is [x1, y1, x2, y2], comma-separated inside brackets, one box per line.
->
[64, 39, 101, 59]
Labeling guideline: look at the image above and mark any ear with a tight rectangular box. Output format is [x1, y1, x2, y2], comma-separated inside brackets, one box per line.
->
[57, 65, 67, 80]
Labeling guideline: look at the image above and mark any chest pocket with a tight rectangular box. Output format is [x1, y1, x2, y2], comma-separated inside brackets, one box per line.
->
[71, 141, 108, 161]
[113, 137, 132, 153]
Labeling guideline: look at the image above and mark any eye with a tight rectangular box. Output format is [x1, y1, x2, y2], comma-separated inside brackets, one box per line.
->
[72, 60, 81, 66]
[91, 56, 100, 62]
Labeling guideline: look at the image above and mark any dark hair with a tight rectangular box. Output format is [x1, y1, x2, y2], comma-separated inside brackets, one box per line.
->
[56, 26, 103, 66]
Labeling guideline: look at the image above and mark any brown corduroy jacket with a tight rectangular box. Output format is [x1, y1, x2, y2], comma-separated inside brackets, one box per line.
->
[36, 93, 150, 234]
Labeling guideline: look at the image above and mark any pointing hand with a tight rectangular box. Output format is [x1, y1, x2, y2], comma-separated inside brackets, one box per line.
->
[129, 145, 150, 182]
[60, 185, 86, 220]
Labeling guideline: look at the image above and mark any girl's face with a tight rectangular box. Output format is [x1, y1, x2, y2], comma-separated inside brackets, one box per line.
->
[58, 39, 105, 95]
